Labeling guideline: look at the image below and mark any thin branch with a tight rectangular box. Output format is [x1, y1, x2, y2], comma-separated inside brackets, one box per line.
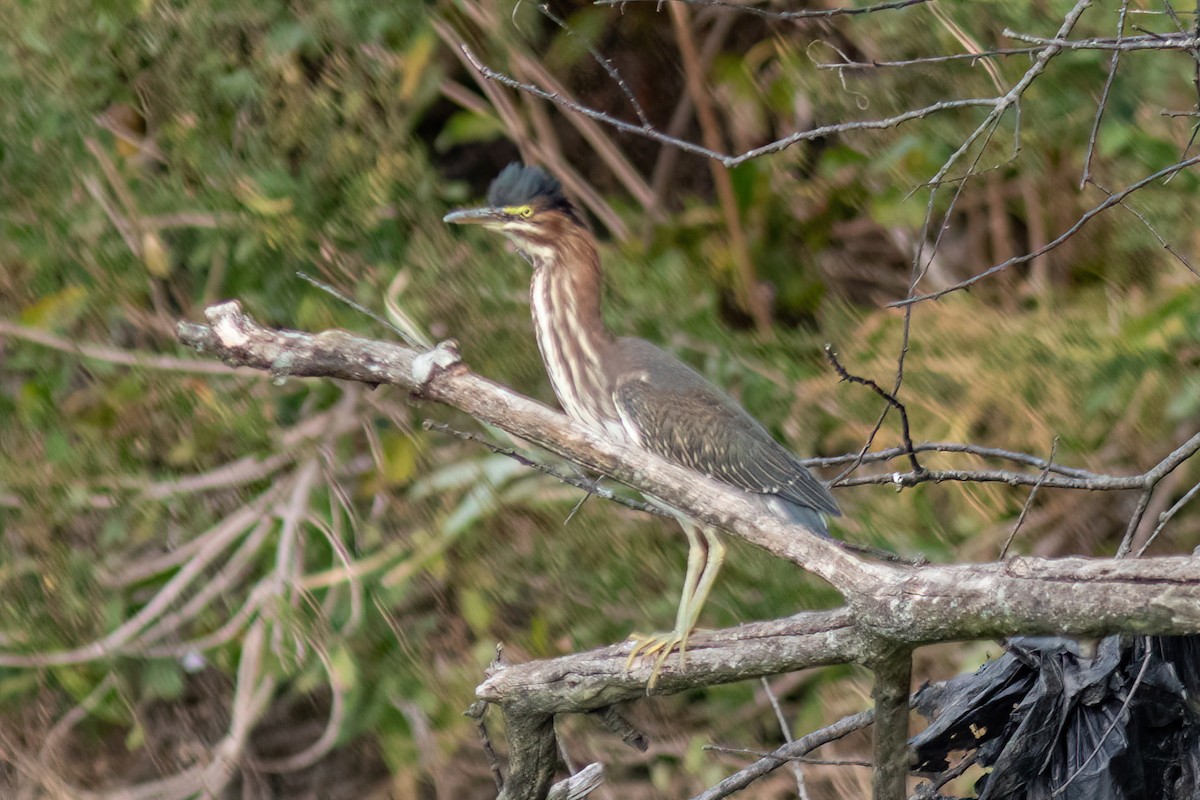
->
[826, 345, 923, 476]
[999, 438, 1058, 559]
[538, 4, 649, 128]
[296, 271, 418, 346]
[1050, 638, 1153, 796]
[422, 420, 670, 518]
[704, 745, 871, 768]
[1081, 0, 1131, 188]
[0, 319, 254, 376]
[1003, 31, 1200, 50]
[460, 43, 996, 167]
[804, 441, 1100, 479]
[891, 154, 1200, 307]
[913, 752, 978, 797]
[760, 676, 811, 800]
[1085, 180, 1200, 277]
[927, 0, 1092, 190]
[594, 0, 929, 21]
[1136, 478, 1200, 557]
[1118, 430, 1200, 557]
[1118, 489, 1156, 558]
[838, 467, 1148, 491]
[813, 47, 1044, 71]
[693, 710, 875, 800]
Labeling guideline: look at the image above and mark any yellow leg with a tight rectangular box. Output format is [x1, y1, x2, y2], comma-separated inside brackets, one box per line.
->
[625, 522, 703, 673]
[626, 525, 725, 689]
[673, 522, 706, 635]
[685, 527, 725, 633]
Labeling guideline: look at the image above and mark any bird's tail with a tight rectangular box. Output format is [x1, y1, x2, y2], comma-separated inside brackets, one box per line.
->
[774, 500, 831, 538]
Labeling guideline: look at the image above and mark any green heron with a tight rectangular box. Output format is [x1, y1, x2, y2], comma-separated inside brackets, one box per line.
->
[445, 163, 840, 685]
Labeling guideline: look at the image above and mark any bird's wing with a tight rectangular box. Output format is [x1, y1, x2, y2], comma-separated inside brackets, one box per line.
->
[611, 340, 840, 517]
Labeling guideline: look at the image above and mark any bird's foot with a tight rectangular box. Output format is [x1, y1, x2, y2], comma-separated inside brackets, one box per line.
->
[625, 629, 690, 689]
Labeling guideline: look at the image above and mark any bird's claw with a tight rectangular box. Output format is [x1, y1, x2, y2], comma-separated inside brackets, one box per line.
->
[625, 630, 690, 689]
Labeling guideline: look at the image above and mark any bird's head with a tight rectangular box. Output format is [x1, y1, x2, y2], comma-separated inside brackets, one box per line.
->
[443, 163, 583, 259]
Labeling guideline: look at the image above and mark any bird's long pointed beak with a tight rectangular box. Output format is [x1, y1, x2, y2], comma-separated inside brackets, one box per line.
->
[443, 207, 502, 225]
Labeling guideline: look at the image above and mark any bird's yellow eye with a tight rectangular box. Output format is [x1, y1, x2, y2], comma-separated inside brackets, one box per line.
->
[505, 205, 533, 219]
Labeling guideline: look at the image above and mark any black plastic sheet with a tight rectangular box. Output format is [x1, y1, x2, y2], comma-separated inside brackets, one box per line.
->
[910, 636, 1200, 799]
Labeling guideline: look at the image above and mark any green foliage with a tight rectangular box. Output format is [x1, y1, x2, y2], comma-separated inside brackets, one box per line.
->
[1, 0, 1199, 796]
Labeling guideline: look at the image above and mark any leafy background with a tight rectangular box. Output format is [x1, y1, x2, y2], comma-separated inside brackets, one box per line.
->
[1, 0, 1198, 797]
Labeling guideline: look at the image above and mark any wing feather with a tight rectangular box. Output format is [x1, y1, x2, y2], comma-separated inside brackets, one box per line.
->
[611, 344, 840, 518]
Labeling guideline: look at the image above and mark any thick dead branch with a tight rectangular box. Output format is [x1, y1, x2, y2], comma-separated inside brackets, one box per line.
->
[178, 302, 1200, 800]
[178, 301, 878, 592]
[177, 302, 1200, 640]
[477, 611, 863, 713]
[869, 645, 913, 800]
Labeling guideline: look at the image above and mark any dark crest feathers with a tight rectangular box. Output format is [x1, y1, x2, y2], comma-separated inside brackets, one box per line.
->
[487, 163, 577, 219]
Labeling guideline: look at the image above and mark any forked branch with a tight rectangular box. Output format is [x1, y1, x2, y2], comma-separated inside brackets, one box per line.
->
[179, 301, 1200, 800]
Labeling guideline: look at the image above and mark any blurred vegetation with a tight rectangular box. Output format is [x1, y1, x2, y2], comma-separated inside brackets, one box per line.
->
[1, 0, 1198, 797]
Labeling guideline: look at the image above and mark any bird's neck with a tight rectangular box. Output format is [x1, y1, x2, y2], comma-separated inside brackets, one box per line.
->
[526, 230, 619, 431]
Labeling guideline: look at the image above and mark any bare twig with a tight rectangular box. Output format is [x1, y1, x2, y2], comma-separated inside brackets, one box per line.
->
[1081, 0, 1131, 187]
[1136, 479, 1200, 556]
[423, 420, 670, 518]
[803, 441, 1099, 478]
[760, 676, 810, 800]
[0, 319, 253, 376]
[913, 752, 978, 797]
[594, 0, 929, 21]
[891, 154, 1200, 307]
[460, 43, 996, 167]
[1003, 31, 1200, 50]
[538, 4, 649, 128]
[1085, 181, 1200, 277]
[693, 710, 875, 800]
[296, 270, 418, 346]
[704, 744, 870, 768]
[927, 0, 1093, 191]
[1117, 430, 1200, 557]
[825, 345, 923, 477]
[999, 438, 1059, 559]
[813, 47, 1044, 71]
[1050, 638, 1153, 796]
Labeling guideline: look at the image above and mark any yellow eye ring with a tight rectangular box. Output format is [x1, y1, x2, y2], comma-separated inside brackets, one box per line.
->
[518, 206, 533, 218]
